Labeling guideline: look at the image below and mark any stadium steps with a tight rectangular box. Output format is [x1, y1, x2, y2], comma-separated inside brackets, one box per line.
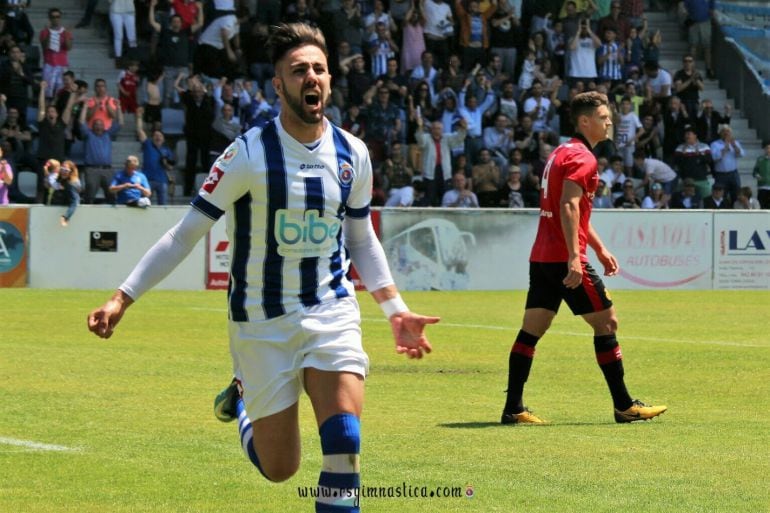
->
[26, 0, 195, 203]
[648, 11, 761, 191]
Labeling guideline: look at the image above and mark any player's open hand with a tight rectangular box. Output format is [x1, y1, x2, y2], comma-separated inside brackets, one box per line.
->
[87, 290, 133, 339]
[389, 312, 440, 359]
[597, 249, 619, 276]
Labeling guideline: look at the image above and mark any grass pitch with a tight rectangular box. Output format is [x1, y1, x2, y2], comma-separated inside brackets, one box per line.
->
[2, 289, 769, 513]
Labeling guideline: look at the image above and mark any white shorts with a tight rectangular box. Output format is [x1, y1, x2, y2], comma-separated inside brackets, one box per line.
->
[229, 296, 369, 421]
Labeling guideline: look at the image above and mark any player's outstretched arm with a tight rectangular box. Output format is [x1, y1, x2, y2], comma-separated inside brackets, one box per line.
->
[88, 290, 134, 339]
[344, 217, 440, 358]
[86, 208, 215, 339]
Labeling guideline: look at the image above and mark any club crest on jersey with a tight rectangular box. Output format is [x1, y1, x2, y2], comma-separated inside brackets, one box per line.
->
[202, 166, 225, 193]
[338, 161, 354, 186]
[215, 143, 238, 169]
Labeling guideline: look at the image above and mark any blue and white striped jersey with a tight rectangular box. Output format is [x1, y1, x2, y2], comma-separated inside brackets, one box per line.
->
[191, 118, 373, 321]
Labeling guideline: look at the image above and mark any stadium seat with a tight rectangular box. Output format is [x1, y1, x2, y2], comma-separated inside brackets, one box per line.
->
[17, 170, 37, 199]
[161, 108, 185, 137]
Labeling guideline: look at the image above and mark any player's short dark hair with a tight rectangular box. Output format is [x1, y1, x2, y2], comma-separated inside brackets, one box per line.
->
[569, 91, 608, 128]
[267, 22, 328, 68]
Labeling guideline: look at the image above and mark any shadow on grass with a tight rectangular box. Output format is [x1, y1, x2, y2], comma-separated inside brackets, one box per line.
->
[438, 420, 624, 428]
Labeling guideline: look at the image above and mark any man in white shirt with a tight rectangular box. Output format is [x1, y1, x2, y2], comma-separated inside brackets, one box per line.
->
[87, 23, 439, 513]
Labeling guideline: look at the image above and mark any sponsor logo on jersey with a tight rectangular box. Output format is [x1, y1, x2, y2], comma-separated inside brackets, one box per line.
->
[338, 161, 354, 185]
[299, 163, 326, 170]
[202, 166, 225, 194]
[275, 209, 341, 258]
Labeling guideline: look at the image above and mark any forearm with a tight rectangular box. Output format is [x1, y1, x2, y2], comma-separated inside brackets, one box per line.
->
[560, 199, 581, 258]
[343, 216, 396, 293]
[586, 223, 606, 254]
[120, 209, 213, 300]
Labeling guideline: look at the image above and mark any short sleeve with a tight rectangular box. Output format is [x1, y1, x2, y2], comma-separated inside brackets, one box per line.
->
[344, 140, 373, 218]
[563, 149, 595, 191]
[191, 138, 252, 221]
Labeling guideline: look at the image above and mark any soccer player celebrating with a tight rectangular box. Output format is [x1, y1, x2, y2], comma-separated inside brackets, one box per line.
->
[88, 23, 439, 511]
[501, 91, 666, 425]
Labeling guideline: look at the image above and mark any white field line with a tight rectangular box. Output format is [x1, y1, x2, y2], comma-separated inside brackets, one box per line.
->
[0, 437, 80, 452]
[188, 307, 765, 348]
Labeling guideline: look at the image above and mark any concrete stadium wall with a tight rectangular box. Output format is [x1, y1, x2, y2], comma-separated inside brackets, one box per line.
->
[1, 206, 768, 291]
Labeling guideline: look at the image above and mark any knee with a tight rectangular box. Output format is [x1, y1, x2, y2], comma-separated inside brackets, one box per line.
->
[604, 315, 619, 334]
[260, 457, 300, 483]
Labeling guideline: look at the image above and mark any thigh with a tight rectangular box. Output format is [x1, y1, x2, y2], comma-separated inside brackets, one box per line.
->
[525, 262, 565, 313]
[305, 369, 364, 427]
[563, 262, 614, 316]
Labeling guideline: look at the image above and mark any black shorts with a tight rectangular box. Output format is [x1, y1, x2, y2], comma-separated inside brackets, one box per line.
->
[525, 261, 613, 315]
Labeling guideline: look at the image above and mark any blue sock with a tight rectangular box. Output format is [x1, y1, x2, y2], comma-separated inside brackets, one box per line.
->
[237, 399, 270, 480]
[316, 413, 361, 513]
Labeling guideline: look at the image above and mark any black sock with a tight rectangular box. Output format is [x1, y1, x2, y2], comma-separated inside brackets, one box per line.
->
[504, 330, 540, 414]
[594, 334, 633, 411]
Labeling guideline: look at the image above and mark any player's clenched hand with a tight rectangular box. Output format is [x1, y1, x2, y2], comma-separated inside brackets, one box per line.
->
[87, 290, 133, 339]
[563, 256, 583, 289]
[389, 312, 440, 359]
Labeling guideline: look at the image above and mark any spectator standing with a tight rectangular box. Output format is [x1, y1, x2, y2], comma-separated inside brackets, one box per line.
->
[661, 95, 689, 162]
[367, 21, 399, 79]
[709, 124, 743, 204]
[459, 75, 496, 162]
[136, 106, 175, 205]
[110, 0, 138, 65]
[117, 60, 140, 114]
[523, 81, 553, 134]
[696, 98, 730, 144]
[614, 96, 643, 173]
[415, 116, 468, 206]
[86, 78, 120, 131]
[597, 27, 623, 87]
[194, 12, 240, 79]
[109, 155, 152, 207]
[753, 142, 770, 209]
[0, 46, 35, 116]
[455, 0, 498, 72]
[149, 5, 194, 107]
[674, 126, 711, 199]
[79, 96, 124, 204]
[680, 0, 715, 78]
[598, 1, 630, 41]
[442, 171, 479, 207]
[566, 18, 600, 87]
[641, 61, 672, 112]
[40, 8, 73, 100]
[37, 81, 75, 203]
[333, 0, 365, 55]
[176, 74, 215, 195]
[422, 0, 455, 70]
[637, 112, 662, 158]
[489, 1, 520, 77]
[400, 1, 426, 74]
[672, 54, 704, 120]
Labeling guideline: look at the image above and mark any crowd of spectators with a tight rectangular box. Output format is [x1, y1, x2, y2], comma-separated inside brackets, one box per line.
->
[0, 0, 767, 215]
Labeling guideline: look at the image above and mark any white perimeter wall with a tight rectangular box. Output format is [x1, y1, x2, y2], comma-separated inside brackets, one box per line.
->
[4, 206, 769, 290]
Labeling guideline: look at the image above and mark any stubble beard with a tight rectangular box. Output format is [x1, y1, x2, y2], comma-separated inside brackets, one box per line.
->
[281, 79, 326, 126]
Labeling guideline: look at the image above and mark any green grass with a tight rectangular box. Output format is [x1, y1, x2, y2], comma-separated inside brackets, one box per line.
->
[2, 289, 769, 513]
